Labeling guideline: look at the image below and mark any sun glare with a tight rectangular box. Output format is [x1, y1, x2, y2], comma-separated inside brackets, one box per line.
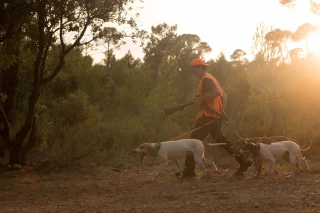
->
[282, 0, 320, 55]
[308, 31, 320, 54]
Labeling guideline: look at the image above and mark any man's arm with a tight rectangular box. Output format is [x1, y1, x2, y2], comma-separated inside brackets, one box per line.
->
[220, 88, 227, 111]
[194, 88, 220, 105]
[194, 78, 221, 105]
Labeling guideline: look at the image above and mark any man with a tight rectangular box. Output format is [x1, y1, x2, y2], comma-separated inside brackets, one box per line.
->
[181, 58, 252, 177]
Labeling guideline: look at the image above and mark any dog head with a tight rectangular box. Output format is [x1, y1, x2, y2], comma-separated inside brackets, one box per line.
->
[240, 142, 260, 157]
[133, 143, 155, 162]
[231, 138, 249, 154]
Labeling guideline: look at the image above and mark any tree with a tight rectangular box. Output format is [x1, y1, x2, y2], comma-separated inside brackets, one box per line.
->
[0, 0, 142, 165]
[279, 0, 296, 8]
[310, 1, 320, 15]
[291, 23, 319, 54]
[102, 27, 123, 70]
[0, 0, 31, 122]
[230, 49, 246, 62]
[264, 28, 292, 64]
[279, 0, 320, 15]
[158, 33, 212, 102]
[143, 23, 178, 82]
[251, 23, 292, 65]
[230, 49, 248, 67]
[289, 47, 304, 61]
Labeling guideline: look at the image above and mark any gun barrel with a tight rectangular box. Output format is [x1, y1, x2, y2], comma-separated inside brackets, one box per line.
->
[164, 101, 194, 116]
[164, 105, 183, 116]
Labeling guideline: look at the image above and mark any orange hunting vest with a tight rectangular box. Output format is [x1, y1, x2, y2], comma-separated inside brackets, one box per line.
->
[196, 73, 223, 119]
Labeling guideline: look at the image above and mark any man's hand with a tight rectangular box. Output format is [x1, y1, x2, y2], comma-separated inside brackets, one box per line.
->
[193, 96, 203, 106]
[221, 111, 227, 117]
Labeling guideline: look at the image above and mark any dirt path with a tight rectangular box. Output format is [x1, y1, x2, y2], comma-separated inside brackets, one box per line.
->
[1, 158, 320, 213]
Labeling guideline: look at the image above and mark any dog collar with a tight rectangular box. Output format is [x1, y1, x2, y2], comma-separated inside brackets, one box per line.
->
[151, 142, 161, 165]
[153, 142, 161, 155]
[252, 143, 261, 157]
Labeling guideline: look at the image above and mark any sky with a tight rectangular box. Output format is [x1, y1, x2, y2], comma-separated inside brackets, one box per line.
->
[88, 0, 320, 64]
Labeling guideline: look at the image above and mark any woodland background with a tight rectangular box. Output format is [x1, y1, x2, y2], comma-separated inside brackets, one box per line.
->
[0, 0, 320, 167]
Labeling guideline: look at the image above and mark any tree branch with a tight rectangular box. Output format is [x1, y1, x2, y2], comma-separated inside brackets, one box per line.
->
[40, 10, 91, 85]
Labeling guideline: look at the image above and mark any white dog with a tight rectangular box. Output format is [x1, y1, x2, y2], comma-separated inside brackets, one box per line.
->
[133, 139, 225, 182]
[241, 140, 311, 179]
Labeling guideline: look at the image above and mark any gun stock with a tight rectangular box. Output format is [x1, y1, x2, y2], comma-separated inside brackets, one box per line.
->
[164, 101, 194, 116]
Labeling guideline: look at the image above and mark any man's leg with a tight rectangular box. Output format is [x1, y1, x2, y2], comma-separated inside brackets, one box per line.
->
[216, 135, 253, 175]
[179, 116, 214, 177]
[233, 153, 253, 175]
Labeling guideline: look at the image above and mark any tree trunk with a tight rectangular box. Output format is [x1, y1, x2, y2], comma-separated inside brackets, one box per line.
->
[21, 116, 38, 161]
[8, 141, 23, 165]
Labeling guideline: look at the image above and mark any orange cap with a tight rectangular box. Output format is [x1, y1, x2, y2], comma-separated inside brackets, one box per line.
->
[190, 58, 209, 67]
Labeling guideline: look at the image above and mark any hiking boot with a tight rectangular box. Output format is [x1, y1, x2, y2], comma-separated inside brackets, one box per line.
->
[233, 159, 253, 176]
[216, 136, 234, 155]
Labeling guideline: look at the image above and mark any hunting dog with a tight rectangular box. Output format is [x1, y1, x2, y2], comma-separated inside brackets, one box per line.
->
[133, 139, 225, 182]
[240, 140, 311, 179]
[230, 136, 291, 154]
[230, 136, 297, 168]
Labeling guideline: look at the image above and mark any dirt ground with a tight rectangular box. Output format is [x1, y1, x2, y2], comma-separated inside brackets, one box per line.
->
[1, 154, 320, 213]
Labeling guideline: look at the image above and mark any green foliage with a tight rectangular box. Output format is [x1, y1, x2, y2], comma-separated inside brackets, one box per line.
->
[0, 0, 144, 165]
[52, 90, 101, 127]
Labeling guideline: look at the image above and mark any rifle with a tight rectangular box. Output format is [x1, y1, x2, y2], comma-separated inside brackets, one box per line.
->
[164, 100, 194, 116]
[164, 100, 242, 139]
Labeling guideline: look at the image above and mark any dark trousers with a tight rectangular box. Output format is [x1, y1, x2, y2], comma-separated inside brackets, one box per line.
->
[190, 116, 232, 153]
[183, 116, 248, 176]
[190, 116, 221, 141]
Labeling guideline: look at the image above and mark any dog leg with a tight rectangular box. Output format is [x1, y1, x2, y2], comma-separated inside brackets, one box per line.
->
[302, 158, 310, 170]
[246, 160, 261, 179]
[268, 159, 276, 174]
[285, 155, 296, 178]
[246, 167, 256, 180]
[297, 153, 310, 170]
[203, 157, 219, 174]
[253, 157, 263, 178]
[172, 159, 183, 178]
[297, 152, 310, 170]
[149, 162, 168, 182]
[194, 158, 207, 180]
[256, 163, 263, 178]
[284, 151, 300, 171]
[285, 163, 295, 179]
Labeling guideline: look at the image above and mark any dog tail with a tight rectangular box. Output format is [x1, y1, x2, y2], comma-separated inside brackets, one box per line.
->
[205, 143, 226, 147]
[299, 140, 312, 151]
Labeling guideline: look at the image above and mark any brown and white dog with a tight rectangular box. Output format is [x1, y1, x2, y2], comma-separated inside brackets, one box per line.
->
[230, 136, 291, 154]
[230, 136, 296, 167]
[240, 140, 311, 179]
[133, 139, 225, 182]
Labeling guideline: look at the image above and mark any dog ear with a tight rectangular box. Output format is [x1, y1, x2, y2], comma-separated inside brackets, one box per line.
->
[141, 144, 152, 155]
[145, 144, 157, 156]
[251, 143, 260, 154]
[244, 142, 256, 152]
[243, 138, 249, 144]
